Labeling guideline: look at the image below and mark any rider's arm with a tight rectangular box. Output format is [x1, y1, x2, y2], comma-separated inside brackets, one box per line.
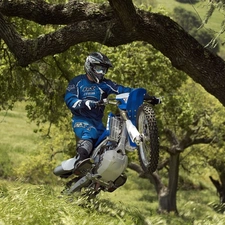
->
[64, 76, 86, 111]
[103, 79, 134, 95]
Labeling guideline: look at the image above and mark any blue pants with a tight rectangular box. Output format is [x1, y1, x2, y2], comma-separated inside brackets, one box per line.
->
[72, 116, 105, 142]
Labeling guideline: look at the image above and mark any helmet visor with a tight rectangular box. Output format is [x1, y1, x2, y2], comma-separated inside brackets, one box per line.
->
[93, 65, 108, 74]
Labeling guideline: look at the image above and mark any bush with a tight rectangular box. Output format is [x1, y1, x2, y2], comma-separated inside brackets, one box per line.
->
[15, 148, 57, 184]
[15, 125, 74, 185]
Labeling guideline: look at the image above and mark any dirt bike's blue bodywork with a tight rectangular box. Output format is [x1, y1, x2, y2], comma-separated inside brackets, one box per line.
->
[94, 88, 146, 147]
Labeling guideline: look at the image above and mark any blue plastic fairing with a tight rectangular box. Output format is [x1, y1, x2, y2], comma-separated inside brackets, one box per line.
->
[94, 112, 113, 147]
[126, 88, 146, 125]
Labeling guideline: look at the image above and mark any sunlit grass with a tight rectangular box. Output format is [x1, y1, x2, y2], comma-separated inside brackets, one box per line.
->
[1, 176, 225, 225]
[0, 102, 41, 160]
[155, 0, 225, 49]
[0, 180, 148, 225]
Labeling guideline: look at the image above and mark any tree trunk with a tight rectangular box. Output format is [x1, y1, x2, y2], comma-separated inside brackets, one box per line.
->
[158, 153, 180, 214]
[128, 162, 165, 195]
[210, 173, 225, 203]
[129, 152, 180, 214]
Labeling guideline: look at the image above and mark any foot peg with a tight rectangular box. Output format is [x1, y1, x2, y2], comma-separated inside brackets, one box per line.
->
[73, 158, 94, 175]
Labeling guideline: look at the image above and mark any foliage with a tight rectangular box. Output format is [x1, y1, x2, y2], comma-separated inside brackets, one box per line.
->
[101, 42, 187, 131]
[173, 7, 219, 53]
[0, 46, 23, 110]
[15, 149, 56, 184]
[14, 120, 77, 184]
[200, 0, 225, 46]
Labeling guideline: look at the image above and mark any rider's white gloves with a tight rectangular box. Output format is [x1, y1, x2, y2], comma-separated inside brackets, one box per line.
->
[84, 100, 98, 110]
[72, 99, 98, 111]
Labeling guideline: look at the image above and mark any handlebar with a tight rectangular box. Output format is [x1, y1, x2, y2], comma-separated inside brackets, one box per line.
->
[97, 98, 158, 106]
[97, 98, 117, 106]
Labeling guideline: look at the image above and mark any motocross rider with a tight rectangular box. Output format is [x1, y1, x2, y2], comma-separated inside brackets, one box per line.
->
[55, 52, 160, 178]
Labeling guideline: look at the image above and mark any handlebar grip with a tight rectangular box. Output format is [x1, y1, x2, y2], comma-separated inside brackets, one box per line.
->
[97, 99, 108, 105]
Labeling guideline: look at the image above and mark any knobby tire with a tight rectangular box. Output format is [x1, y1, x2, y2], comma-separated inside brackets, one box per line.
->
[136, 104, 159, 173]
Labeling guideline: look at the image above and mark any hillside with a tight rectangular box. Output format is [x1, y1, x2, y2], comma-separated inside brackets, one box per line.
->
[155, 0, 224, 30]
[154, 0, 225, 56]
[1, 170, 225, 225]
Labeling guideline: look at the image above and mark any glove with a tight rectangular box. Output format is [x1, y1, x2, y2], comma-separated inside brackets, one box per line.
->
[144, 93, 161, 105]
[84, 100, 98, 110]
[71, 99, 98, 111]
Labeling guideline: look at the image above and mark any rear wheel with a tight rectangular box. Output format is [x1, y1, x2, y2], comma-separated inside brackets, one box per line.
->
[136, 104, 159, 173]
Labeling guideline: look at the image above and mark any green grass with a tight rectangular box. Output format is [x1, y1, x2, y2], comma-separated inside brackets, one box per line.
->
[155, 0, 224, 21]
[0, 102, 41, 165]
[1, 172, 225, 225]
[154, 0, 225, 52]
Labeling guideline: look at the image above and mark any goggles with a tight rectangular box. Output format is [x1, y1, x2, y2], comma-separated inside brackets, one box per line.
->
[93, 65, 108, 74]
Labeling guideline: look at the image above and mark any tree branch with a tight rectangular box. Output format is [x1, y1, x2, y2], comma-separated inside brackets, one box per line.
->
[0, 0, 109, 24]
[108, 0, 139, 31]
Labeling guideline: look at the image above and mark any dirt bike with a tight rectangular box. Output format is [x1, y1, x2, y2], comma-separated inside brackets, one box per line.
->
[54, 88, 159, 196]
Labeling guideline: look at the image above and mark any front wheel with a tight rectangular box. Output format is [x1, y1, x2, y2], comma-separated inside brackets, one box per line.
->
[136, 104, 159, 173]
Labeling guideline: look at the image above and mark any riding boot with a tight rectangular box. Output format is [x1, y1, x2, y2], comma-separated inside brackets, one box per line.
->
[53, 139, 93, 178]
[73, 139, 93, 174]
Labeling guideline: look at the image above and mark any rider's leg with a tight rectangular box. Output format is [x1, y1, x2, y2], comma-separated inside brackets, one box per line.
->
[53, 139, 93, 178]
[72, 118, 99, 164]
[53, 118, 103, 178]
[74, 139, 93, 165]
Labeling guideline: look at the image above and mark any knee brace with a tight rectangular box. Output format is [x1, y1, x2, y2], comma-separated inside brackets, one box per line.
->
[76, 139, 93, 160]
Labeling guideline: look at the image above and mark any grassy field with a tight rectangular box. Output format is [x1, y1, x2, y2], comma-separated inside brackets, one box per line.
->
[154, 0, 225, 56]
[155, 0, 225, 26]
[0, 103, 225, 224]
[0, 171, 225, 225]
[0, 102, 41, 168]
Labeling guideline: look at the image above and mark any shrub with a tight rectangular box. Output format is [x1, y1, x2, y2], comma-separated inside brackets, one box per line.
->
[15, 147, 57, 184]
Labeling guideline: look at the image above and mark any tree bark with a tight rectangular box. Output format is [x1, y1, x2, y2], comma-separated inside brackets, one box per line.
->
[0, 0, 225, 106]
[158, 153, 179, 214]
[129, 158, 180, 214]
[210, 173, 225, 203]
[128, 162, 165, 195]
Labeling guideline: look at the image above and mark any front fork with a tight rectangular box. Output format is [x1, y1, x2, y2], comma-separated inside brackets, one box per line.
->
[119, 109, 142, 145]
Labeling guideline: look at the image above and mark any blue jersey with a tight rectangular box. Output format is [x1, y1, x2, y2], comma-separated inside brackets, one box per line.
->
[64, 74, 133, 121]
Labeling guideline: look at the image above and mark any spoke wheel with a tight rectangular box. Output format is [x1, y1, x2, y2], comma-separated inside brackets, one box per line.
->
[136, 104, 159, 173]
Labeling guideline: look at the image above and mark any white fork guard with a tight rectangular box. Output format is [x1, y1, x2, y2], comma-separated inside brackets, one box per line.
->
[125, 120, 141, 144]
